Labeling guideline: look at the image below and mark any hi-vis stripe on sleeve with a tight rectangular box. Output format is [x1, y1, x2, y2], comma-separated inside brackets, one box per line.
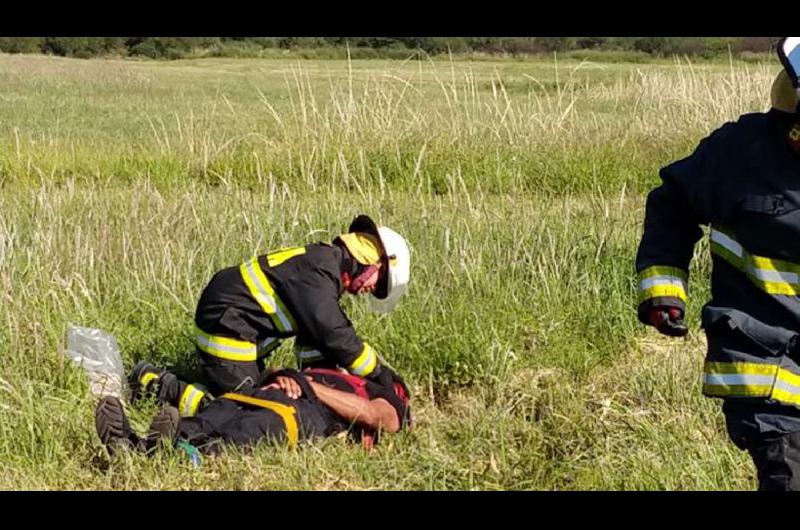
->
[637, 266, 688, 303]
[348, 343, 378, 376]
[239, 257, 297, 333]
[178, 384, 207, 417]
[703, 361, 800, 407]
[710, 226, 800, 296]
[195, 326, 258, 362]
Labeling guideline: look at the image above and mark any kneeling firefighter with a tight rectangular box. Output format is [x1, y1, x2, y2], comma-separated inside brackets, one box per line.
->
[130, 215, 411, 418]
[635, 38, 800, 490]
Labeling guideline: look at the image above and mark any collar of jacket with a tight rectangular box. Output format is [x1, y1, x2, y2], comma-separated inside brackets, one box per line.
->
[334, 243, 361, 293]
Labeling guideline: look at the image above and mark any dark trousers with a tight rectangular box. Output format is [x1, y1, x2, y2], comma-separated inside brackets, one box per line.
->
[746, 432, 800, 491]
[198, 349, 264, 394]
[177, 388, 338, 454]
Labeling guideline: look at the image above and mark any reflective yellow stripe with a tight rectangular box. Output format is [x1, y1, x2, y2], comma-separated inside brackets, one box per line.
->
[638, 266, 688, 281]
[140, 371, 159, 389]
[179, 385, 206, 417]
[239, 257, 297, 333]
[195, 326, 258, 362]
[221, 393, 298, 448]
[348, 343, 377, 376]
[710, 227, 800, 296]
[703, 362, 800, 406]
[267, 247, 306, 268]
[637, 266, 688, 303]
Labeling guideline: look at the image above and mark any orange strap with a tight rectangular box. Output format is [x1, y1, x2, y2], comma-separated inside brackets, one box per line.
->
[221, 393, 298, 448]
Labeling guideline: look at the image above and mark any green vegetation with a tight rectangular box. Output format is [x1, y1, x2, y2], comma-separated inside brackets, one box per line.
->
[0, 36, 779, 60]
[0, 53, 776, 489]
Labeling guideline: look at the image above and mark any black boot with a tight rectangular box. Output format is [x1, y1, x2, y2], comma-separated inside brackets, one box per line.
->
[95, 396, 141, 455]
[144, 405, 181, 453]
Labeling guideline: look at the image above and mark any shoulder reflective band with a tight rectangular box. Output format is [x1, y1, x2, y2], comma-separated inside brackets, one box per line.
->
[637, 265, 688, 303]
[295, 347, 325, 367]
[220, 393, 298, 448]
[710, 227, 800, 296]
[703, 362, 800, 407]
[179, 384, 207, 417]
[240, 257, 297, 333]
[348, 343, 377, 377]
[195, 326, 258, 362]
[267, 247, 307, 268]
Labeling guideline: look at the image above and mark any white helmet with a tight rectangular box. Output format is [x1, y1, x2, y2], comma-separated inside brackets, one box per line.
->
[347, 215, 411, 313]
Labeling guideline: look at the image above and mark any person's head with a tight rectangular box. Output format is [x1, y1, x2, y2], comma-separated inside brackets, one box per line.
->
[334, 215, 410, 313]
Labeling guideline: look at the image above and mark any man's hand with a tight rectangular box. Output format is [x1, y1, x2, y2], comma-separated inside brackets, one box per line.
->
[649, 306, 688, 337]
[274, 375, 303, 399]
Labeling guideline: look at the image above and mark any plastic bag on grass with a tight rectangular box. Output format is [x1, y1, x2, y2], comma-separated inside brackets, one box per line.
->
[64, 324, 127, 400]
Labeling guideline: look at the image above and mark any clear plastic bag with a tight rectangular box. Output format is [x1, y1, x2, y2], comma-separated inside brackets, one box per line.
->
[65, 324, 127, 399]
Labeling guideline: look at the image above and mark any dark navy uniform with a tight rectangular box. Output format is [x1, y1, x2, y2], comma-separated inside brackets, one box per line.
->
[191, 242, 383, 389]
[135, 242, 388, 419]
[636, 109, 800, 490]
[177, 368, 410, 453]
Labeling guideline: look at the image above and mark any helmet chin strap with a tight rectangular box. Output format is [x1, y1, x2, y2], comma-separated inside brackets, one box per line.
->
[342, 265, 380, 294]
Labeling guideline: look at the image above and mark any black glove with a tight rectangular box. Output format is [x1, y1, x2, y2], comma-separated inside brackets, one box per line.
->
[366, 364, 395, 390]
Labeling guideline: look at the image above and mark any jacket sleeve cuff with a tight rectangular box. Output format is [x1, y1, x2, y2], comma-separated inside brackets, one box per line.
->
[636, 265, 688, 324]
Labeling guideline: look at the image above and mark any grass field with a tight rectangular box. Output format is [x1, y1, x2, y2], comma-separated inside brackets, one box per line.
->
[0, 53, 780, 490]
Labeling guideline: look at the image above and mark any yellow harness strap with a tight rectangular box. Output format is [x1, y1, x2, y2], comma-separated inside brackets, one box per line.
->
[220, 393, 299, 448]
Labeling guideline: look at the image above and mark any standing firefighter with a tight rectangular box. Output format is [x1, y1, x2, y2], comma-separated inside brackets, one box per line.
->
[635, 38, 800, 490]
[131, 215, 411, 418]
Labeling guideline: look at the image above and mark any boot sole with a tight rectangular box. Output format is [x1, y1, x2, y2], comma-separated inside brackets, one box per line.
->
[95, 396, 134, 454]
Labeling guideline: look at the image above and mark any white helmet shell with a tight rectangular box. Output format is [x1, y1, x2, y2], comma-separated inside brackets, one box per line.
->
[369, 225, 410, 313]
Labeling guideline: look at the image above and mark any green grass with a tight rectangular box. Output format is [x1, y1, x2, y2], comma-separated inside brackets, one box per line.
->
[0, 52, 777, 490]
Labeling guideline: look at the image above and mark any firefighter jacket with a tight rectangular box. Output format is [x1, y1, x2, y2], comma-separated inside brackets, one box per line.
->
[636, 109, 800, 409]
[194, 242, 381, 377]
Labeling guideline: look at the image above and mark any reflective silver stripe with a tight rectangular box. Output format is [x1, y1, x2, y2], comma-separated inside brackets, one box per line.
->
[774, 377, 800, 394]
[752, 268, 800, 284]
[242, 259, 294, 332]
[195, 333, 257, 356]
[181, 386, 204, 417]
[257, 337, 280, 356]
[296, 349, 323, 359]
[710, 229, 743, 258]
[638, 275, 687, 292]
[350, 346, 376, 376]
[703, 373, 775, 386]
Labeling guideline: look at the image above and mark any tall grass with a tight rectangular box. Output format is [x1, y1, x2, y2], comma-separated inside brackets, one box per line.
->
[0, 52, 775, 489]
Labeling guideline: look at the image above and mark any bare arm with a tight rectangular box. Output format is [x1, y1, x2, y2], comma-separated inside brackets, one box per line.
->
[308, 380, 400, 433]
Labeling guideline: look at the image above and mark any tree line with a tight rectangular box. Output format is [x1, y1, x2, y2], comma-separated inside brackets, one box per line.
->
[0, 37, 779, 60]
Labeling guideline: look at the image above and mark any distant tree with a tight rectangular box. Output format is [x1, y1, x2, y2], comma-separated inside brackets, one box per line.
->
[0, 37, 43, 54]
[576, 36, 606, 49]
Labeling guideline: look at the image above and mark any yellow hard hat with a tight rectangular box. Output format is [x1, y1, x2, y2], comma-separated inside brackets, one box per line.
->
[337, 232, 382, 266]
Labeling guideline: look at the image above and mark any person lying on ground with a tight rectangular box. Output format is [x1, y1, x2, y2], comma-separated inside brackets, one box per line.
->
[95, 365, 411, 459]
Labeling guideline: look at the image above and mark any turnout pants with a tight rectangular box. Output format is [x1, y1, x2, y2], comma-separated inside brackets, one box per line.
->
[746, 432, 800, 491]
[177, 387, 341, 454]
